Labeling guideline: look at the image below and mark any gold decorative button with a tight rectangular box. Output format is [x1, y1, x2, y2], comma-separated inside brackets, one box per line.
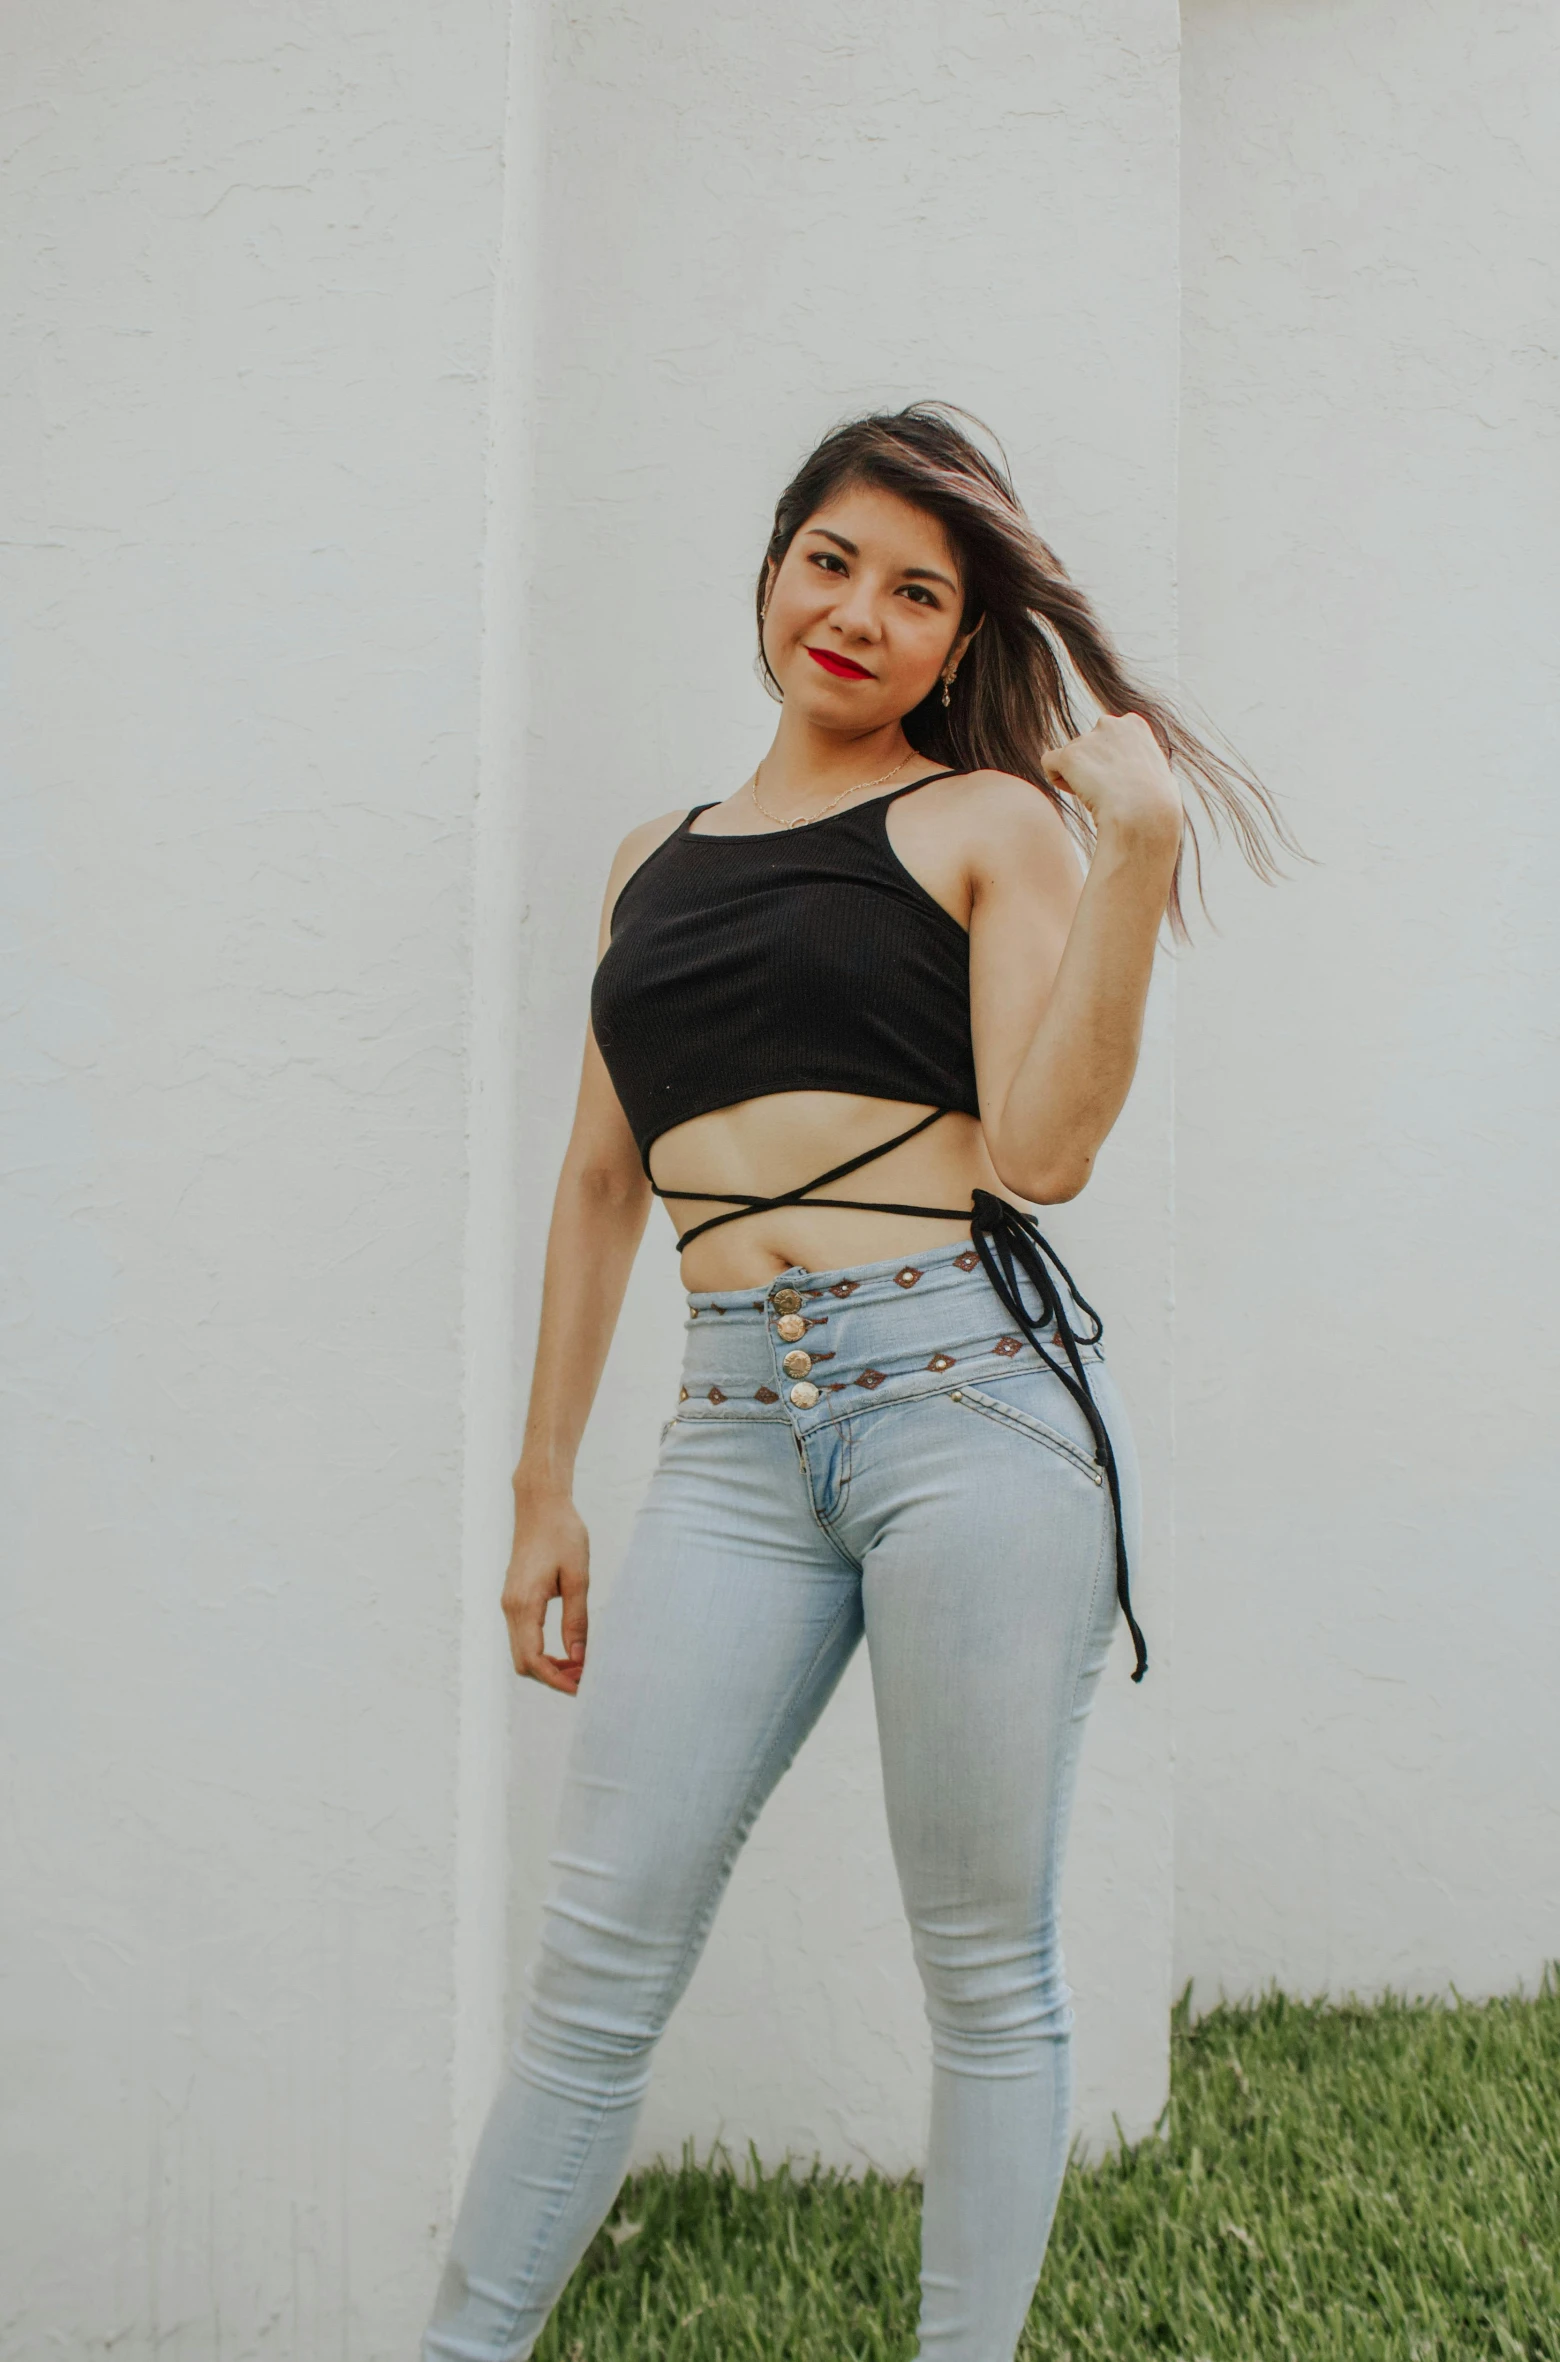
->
[782, 1348, 813, 1378]
[772, 1287, 802, 1315]
[788, 1381, 820, 1409]
[776, 1313, 807, 1342]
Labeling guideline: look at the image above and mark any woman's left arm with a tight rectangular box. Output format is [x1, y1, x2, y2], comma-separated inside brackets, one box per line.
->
[968, 715, 1183, 1203]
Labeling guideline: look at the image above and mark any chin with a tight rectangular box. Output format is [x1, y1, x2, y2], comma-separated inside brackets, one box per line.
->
[787, 673, 895, 724]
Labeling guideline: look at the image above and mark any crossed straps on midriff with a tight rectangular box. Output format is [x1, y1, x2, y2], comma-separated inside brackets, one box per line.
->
[652, 1109, 1149, 1683]
[652, 1105, 962, 1253]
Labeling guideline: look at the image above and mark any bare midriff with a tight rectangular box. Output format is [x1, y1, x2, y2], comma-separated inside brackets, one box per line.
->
[649, 1091, 1020, 1291]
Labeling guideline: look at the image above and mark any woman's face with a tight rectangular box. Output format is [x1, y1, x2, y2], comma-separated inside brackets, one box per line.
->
[762, 482, 970, 731]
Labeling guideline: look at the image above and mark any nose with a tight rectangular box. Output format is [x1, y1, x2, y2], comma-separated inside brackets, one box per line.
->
[827, 577, 884, 643]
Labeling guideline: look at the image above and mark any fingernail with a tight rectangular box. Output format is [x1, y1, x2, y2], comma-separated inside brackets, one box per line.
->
[569, 1642, 584, 1661]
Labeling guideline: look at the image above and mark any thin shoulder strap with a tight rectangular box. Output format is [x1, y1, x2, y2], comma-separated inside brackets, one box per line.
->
[876, 768, 968, 807]
[606, 805, 712, 935]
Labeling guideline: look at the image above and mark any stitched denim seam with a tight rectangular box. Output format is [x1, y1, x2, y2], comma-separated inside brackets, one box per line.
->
[1051, 1505, 1115, 1862]
[670, 1410, 792, 1428]
[1027, 1506, 1114, 2075]
[809, 1353, 1100, 1428]
[660, 1583, 863, 2002]
[945, 1382, 1102, 1482]
[798, 1418, 860, 1570]
[498, 2048, 618, 2338]
[674, 1356, 1102, 1439]
[1064, 1508, 1114, 1733]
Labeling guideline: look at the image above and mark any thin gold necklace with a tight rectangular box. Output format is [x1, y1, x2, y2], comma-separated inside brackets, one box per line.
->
[748, 750, 912, 831]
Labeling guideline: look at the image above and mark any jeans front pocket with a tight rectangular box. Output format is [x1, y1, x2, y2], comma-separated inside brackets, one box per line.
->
[947, 1378, 1103, 1484]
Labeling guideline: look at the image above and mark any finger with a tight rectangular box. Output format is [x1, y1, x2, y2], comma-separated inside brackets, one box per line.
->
[559, 1569, 589, 1667]
[509, 1608, 582, 1692]
[504, 1580, 550, 1680]
[527, 1652, 583, 1697]
[506, 1616, 532, 1681]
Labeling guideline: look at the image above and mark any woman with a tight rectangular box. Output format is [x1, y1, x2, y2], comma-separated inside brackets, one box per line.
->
[423, 404, 1286, 2361]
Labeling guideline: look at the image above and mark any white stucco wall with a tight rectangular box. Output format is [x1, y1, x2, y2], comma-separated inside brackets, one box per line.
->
[1, 6, 509, 2356]
[1176, 0, 1560, 2002]
[504, 0, 1182, 2174]
[6, 1, 1557, 2354]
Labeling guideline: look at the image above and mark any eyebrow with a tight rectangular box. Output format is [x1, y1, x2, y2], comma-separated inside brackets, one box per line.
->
[804, 526, 959, 596]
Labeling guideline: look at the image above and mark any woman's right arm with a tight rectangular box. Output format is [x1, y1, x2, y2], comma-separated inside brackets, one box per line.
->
[502, 1029, 650, 1693]
[501, 816, 682, 1695]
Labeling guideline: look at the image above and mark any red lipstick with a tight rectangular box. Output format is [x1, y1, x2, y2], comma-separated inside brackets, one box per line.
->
[806, 646, 874, 680]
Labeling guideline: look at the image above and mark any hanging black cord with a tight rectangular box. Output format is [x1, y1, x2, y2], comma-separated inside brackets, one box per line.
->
[967, 1188, 1146, 1682]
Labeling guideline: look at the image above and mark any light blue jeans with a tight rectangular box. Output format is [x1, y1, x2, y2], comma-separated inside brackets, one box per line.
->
[424, 1236, 1137, 2362]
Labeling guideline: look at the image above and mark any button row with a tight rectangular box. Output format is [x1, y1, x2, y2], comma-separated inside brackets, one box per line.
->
[773, 1288, 815, 1407]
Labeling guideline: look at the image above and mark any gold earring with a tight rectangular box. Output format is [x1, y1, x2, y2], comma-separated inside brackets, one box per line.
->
[941, 666, 956, 709]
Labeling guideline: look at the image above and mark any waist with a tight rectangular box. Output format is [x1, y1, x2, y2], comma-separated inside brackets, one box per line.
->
[651, 1094, 1001, 1287]
[671, 1198, 1150, 1682]
[674, 1236, 1101, 1432]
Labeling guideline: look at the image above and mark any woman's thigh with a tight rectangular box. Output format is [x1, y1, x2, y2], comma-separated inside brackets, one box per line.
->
[848, 1366, 1134, 1946]
[529, 1416, 863, 2031]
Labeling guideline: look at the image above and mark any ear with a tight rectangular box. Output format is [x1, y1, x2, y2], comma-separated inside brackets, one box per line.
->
[762, 557, 778, 615]
[949, 610, 984, 670]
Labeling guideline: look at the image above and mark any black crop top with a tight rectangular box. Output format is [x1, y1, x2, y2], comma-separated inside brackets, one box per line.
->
[588, 766, 1149, 1685]
[590, 772, 979, 1166]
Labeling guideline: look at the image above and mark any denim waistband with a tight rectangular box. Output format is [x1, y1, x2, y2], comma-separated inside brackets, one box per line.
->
[675, 1234, 1100, 1433]
[676, 1207, 1147, 1684]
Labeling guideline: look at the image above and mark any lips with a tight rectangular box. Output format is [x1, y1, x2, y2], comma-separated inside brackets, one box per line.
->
[805, 646, 874, 680]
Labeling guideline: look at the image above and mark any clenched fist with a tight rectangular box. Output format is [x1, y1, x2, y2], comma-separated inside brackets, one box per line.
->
[1040, 712, 1184, 851]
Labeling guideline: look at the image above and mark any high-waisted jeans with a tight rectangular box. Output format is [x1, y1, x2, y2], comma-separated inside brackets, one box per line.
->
[423, 1235, 1139, 2362]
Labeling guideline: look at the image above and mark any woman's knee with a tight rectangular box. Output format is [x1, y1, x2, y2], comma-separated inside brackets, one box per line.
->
[515, 1847, 719, 2093]
[913, 1907, 1073, 2061]
[523, 1913, 670, 2061]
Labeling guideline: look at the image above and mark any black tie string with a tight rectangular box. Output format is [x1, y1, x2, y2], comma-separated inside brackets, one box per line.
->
[651, 1108, 952, 1250]
[653, 1111, 1148, 1681]
[967, 1189, 1147, 1684]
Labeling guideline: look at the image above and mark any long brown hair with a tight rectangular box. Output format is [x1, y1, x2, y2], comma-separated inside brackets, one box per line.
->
[757, 402, 1295, 934]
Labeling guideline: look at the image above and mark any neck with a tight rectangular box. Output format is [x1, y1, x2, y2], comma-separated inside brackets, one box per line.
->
[757, 708, 916, 807]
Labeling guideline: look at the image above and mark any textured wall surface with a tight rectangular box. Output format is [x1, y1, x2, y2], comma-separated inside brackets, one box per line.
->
[7, 0, 1557, 2353]
[504, 0, 1182, 2173]
[1176, 0, 1560, 2002]
[0, 4, 508, 2355]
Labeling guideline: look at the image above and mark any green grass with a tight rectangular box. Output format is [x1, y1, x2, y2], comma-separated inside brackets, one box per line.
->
[537, 1976, 1560, 2361]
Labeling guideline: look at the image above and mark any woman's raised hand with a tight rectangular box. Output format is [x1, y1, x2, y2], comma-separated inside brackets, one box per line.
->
[1040, 712, 1184, 851]
[502, 1482, 591, 1694]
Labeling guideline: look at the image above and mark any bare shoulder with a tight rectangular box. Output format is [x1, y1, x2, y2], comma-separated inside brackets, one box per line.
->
[947, 768, 1078, 857]
[611, 804, 689, 878]
[596, 806, 690, 955]
[604, 805, 690, 901]
[889, 766, 1082, 933]
[912, 767, 1082, 896]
